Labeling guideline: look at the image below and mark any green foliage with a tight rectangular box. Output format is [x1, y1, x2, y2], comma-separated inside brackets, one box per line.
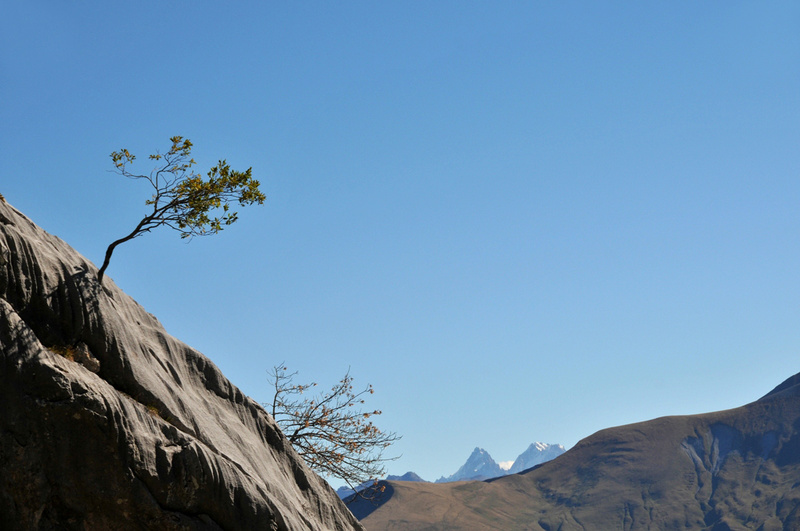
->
[98, 136, 265, 283]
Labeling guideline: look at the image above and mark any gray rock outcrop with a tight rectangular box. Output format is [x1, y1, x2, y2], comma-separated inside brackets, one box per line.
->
[0, 199, 363, 530]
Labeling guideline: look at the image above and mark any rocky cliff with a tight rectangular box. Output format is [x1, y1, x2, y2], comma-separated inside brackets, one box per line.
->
[0, 199, 363, 530]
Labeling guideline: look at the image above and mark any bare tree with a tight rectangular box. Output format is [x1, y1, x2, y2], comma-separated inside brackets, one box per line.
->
[98, 136, 265, 283]
[266, 365, 400, 498]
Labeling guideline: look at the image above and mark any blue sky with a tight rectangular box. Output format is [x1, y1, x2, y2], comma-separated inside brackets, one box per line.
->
[2, 2, 800, 482]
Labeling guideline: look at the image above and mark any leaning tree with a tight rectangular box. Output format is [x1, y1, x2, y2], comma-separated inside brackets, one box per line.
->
[98, 136, 265, 283]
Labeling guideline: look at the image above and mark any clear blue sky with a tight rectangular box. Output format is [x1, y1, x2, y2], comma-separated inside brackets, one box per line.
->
[2, 2, 799, 482]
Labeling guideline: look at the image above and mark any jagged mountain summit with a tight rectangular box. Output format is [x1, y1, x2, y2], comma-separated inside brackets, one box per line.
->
[353, 373, 800, 529]
[436, 447, 504, 482]
[434, 443, 566, 483]
[0, 199, 362, 530]
[338, 441, 564, 498]
[508, 442, 566, 474]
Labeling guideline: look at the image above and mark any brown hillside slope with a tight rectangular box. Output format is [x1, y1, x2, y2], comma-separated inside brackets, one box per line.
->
[0, 199, 363, 530]
[356, 375, 800, 530]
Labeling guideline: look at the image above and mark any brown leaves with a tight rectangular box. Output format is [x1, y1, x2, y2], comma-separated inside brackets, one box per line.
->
[265, 364, 401, 500]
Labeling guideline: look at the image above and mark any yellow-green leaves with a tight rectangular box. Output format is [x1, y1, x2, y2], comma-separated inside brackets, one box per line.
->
[166, 158, 265, 238]
[98, 136, 265, 283]
[110, 148, 135, 170]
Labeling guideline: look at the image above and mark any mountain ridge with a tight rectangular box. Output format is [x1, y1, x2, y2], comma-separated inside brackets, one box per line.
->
[435, 447, 504, 483]
[337, 442, 564, 498]
[433, 443, 566, 483]
[353, 371, 800, 529]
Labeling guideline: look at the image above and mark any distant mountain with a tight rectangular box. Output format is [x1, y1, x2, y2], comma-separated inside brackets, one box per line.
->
[433, 443, 565, 483]
[336, 485, 360, 499]
[337, 472, 425, 499]
[436, 447, 505, 482]
[336, 479, 378, 499]
[386, 471, 426, 482]
[353, 372, 800, 529]
[339, 442, 563, 495]
[507, 442, 566, 474]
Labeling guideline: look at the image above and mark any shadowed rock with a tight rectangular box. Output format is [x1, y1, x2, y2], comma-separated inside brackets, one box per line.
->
[0, 200, 363, 530]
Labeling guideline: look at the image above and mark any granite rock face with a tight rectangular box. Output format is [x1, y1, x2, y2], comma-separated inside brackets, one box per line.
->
[0, 200, 363, 531]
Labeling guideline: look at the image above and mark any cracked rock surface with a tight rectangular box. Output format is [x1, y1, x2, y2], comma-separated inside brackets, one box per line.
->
[0, 201, 363, 531]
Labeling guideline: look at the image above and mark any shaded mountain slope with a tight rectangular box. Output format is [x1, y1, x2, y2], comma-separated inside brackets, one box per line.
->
[0, 199, 362, 530]
[356, 374, 800, 530]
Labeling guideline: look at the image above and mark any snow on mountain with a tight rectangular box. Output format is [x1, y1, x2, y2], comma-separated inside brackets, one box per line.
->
[435, 447, 505, 483]
[346, 441, 565, 493]
[498, 461, 514, 471]
[507, 442, 566, 474]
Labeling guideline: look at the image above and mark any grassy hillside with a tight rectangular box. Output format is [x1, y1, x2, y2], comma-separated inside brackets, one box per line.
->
[354, 374, 800, 530]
